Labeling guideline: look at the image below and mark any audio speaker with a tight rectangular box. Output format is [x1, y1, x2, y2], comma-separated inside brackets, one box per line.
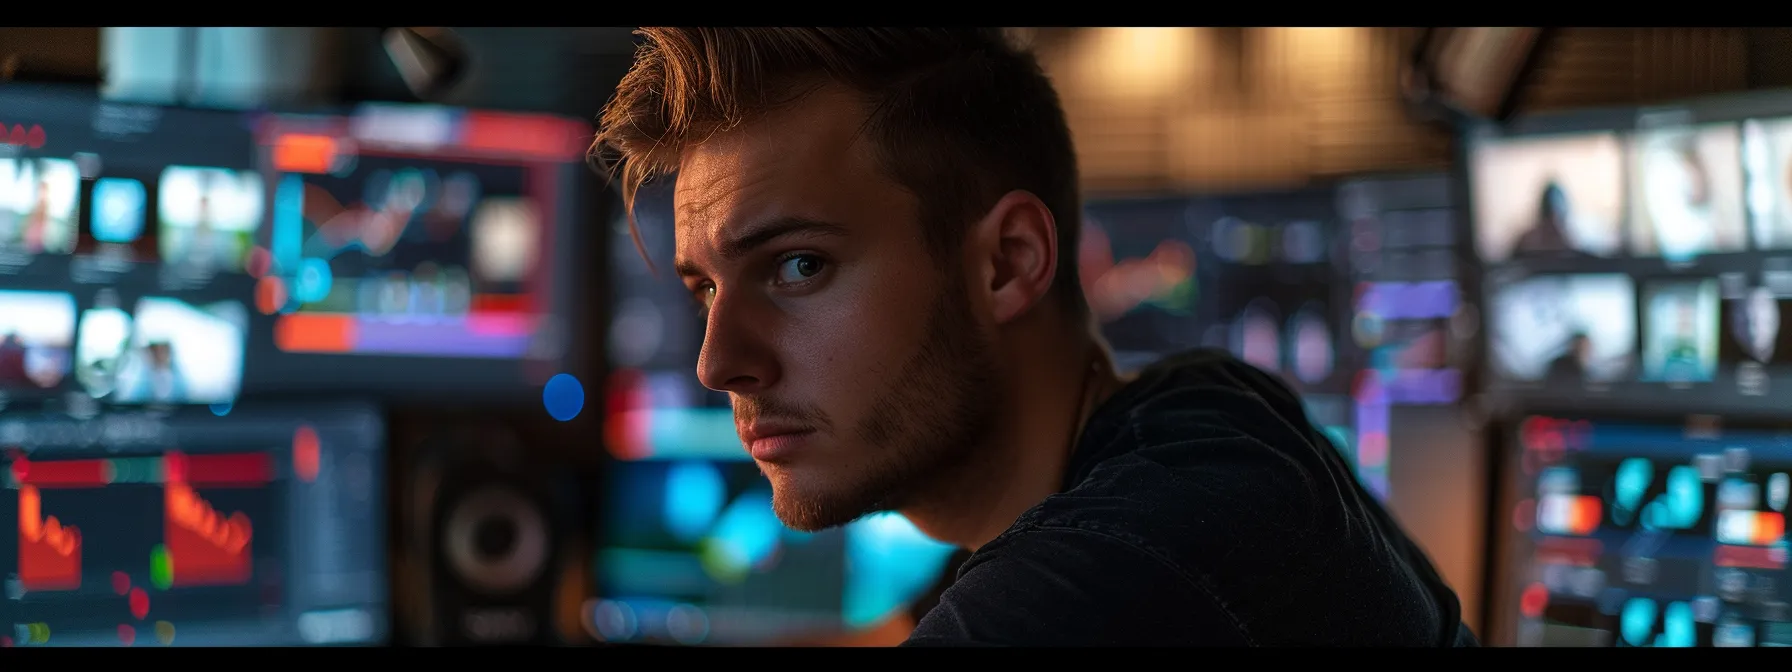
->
[395, 423, 591, 646]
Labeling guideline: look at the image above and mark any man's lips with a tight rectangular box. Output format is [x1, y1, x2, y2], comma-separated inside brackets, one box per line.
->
[739, 423, 816, 462]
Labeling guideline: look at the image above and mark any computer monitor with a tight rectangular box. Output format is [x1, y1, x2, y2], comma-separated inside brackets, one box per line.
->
[0, 401, 388, 646]
[245, 103, 593, 400]
[1080, 198, 1205, 374]
[0, 83, 256, 414]
[1486, 412, 1792, 647]
[596, 179, 955, 645]
[1463, 94, 1792, 416]
[1201, 187, 1358, 396]
[1339, 174, 1465, 406]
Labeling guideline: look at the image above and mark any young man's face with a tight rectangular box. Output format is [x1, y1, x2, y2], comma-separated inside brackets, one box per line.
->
[672, 86, 998, 532]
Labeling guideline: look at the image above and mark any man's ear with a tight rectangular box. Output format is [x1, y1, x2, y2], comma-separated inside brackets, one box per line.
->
[969, 190, 1058, 325]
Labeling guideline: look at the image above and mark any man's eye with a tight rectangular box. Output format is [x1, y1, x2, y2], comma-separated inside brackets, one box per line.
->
[774, 254, 826, 285]
[694, 284, 716, 309]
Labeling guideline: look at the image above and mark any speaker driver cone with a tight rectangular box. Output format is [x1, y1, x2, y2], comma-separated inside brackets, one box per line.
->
[444, 485, 549, 596]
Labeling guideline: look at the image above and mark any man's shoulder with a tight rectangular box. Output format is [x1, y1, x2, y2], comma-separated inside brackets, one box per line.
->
[1035, 348, 1343, 543]
[965, 349, 1466, 646]
[908, 524, 1252, 646]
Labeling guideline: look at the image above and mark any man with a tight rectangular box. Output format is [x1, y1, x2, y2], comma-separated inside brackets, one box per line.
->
[1513, 181, 1594, 259]
[1735, 285, 1780, 364]
[23, 176, 53, 253]
[1546, 332, 1591, 382]
[0, 332, 28, 385]
[592, 27, 1473, 646]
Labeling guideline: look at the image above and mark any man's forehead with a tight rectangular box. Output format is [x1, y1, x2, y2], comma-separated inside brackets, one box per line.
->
[670, 93, 877, 236]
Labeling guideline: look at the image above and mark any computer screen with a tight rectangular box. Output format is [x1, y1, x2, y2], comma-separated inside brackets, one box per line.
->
[1743, 117, 1792, 250]
[597, 180, 955, 645]
[246, 103, 591, 399]
[1340, 174, 1465, 407]
[1079, 198, 1206, 373]
[0, 401, 388, 647]
[1201, 188, 1358, 396]
[1465, 105, 1792, 413]
[1471, 131, 1628, 263]
[1489, 413, 1792, 647]
[0, 84, 255, 414]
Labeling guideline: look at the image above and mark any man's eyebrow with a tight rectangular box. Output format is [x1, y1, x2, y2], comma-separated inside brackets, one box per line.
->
[674, 216, 850, 279]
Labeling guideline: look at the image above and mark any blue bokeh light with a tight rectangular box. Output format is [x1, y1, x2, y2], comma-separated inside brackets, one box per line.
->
[543, 373, 585, 421]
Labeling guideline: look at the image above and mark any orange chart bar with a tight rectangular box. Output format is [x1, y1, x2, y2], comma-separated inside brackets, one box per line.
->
[18, 485, 82, 591]
[274, 313, 357, 354]
[163, 483, 253, 588]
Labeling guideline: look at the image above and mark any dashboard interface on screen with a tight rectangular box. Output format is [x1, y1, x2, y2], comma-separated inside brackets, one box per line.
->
[599, 180, 956, 645]
[248, 104, 590, 396]
[1469, 111, 1792, 412]
[0, 84, 255, 415]
[1493, 414, 1792, 647]
[0, 402, 388, 647]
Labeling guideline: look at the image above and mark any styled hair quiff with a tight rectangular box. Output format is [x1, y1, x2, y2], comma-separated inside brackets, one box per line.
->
[590, 27, 1087, 315]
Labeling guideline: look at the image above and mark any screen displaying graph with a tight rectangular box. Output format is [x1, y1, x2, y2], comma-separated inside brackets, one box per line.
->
[0, 403, 386, 647]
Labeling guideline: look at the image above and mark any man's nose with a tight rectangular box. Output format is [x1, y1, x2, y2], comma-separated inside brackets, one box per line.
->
[695, 288, 780, 395]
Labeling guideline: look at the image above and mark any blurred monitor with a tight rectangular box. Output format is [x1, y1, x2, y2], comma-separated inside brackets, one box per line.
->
[1743, 117, 1792, 251]
[1200, 189, 1354, 396]
[0, 158, 81, 256]
[156, 167, 263, 275]
[1628, 125, 1748, 261]
[0, 83, 259, 411]
[1639, 279, 1720, 385]
[1488, 413, 1792, 647]
[1079, 199, 1205, 373]
[0, 291, 76, 393]
[1717, 273, 1792, 396]
[249, 103, 590, 399]
[0, 402, 388, 646]
[74, 290, 247, 406]
[1470, 132, 1627, 263]
[592, 459, 953, 645]
[599, 180, 955, 645]
[1487, 274, 1638, 385]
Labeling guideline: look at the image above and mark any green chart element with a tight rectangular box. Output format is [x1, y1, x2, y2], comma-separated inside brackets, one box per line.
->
[150, 545, 174, 590]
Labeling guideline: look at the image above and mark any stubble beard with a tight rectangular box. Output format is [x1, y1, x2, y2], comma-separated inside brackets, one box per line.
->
[765, 276, 999, 532]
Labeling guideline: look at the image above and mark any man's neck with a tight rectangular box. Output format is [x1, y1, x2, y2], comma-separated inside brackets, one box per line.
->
[899, 327, 1125, 550]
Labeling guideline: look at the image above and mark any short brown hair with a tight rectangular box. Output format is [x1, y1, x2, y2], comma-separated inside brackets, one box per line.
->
[590, 27, 1087, 315]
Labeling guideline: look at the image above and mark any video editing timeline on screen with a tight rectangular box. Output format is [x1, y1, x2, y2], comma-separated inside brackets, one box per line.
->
[245, 103, 591, 396]
[0, 85, 261, 414]
[0, 404, 388, 647]
[1495, 415, 1792, 647]
[1470, 96, 1792, 414]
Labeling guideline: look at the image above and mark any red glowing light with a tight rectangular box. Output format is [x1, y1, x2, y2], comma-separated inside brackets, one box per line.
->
[6, 125, 25, 145]
[129, 587, 149, 620]
[1520, 583, 1549, 619]
[112, 570, 130, 595]
[293, 426, 320, 484]
[246, 246, 273, 279]
[25, 124, 44, 149]
[117, 624, 135, 646]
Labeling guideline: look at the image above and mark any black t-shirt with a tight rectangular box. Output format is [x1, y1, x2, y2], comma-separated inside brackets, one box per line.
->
[903, 349, 1477, 647]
